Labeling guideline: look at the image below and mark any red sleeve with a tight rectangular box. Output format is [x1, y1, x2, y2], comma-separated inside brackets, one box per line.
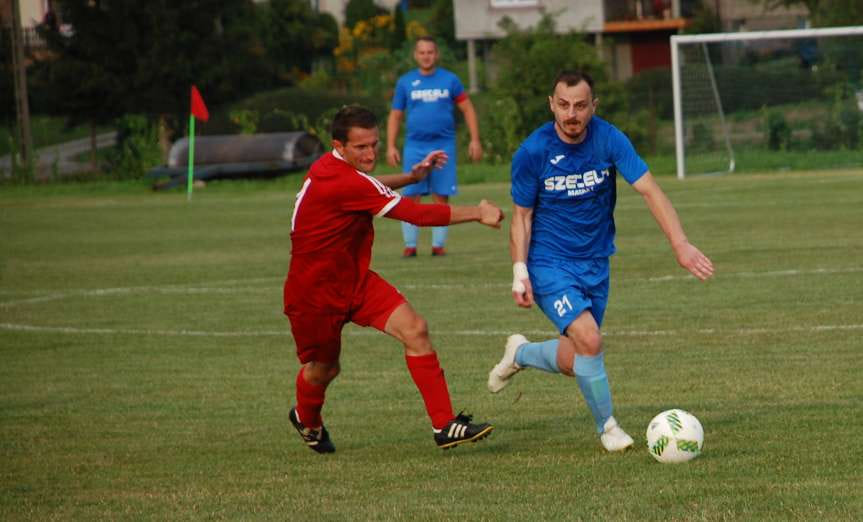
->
[338, 168, 402, 216]
[384, 198, 451, 226]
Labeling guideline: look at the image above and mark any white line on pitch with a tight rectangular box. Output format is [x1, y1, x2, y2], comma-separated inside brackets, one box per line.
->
[1, 266, 860, 308]
[394, 266, 863, 288]
[2, 322, 861, 339]
[0, 285, 274, 307]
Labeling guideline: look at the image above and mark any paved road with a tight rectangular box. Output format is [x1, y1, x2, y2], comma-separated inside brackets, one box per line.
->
[0, 131, 117, 178]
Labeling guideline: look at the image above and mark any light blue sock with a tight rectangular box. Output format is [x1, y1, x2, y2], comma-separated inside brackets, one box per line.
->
[401, 221, 418, 248]
[574, 352, 613, 433]
[514, 339, 560, 373]
[432, 226, 448, 248]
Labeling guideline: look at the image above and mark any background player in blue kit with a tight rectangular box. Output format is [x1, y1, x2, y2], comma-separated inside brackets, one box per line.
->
[487, 71, 714, 452]
[387, 36, 483, 257]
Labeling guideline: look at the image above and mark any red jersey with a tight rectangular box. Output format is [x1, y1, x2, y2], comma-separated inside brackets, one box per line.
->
[284, 151, 402, 313]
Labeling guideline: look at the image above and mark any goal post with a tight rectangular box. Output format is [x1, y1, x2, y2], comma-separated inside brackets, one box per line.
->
[671, 26, 863, 180]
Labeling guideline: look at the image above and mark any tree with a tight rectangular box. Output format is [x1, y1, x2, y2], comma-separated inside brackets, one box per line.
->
[32, 0, 270, 161]
[428, 0, 460, 54]
[493, 16, 610, 133]
[391, 4, 406, 51]
[345, 0, 387, 29]
[477, 15, 649, 161]
[0, 27, 16, 127]
[260, 0, 339, 81]
[683, 0, 721, 35]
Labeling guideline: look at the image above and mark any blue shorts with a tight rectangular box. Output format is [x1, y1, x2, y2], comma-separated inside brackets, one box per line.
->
[529, 257, 610, 334]
[401, 138, 457, 197]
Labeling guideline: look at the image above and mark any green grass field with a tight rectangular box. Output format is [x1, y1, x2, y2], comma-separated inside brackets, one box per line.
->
[2, 169, 862, 520]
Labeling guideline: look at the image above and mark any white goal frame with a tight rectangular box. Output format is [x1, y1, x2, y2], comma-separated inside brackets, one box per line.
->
[671, 25, 863, 180]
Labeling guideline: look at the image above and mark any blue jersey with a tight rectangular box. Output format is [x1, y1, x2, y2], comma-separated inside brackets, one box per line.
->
[511, 117, 648, 262]
[392, 68, 466, 142]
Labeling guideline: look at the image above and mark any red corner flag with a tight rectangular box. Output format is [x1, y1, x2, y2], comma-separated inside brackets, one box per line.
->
[187, 85, 209, 201]
[190, 85, 209, 122]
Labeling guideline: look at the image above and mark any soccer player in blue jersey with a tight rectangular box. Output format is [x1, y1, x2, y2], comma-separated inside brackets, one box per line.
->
[387, 36, 483, 257]
[487, 70, 714, 452]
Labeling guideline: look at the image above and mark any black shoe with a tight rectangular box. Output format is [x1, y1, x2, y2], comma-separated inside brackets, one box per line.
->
[289, 406, 335, 453]
[433, 411, 494, 449]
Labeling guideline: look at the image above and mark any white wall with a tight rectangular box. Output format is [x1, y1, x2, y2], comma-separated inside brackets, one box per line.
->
[314, 0, 401, 27]
[12, 0, 48, 28]
[453, 0, 604, 40]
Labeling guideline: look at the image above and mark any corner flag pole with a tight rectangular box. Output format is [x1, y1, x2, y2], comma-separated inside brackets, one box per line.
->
[188, 85, 210, 201]
[187, 114, 196, 201]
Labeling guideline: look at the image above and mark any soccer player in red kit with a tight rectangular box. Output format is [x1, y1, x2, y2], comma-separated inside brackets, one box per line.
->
[285, 105, 504, 452]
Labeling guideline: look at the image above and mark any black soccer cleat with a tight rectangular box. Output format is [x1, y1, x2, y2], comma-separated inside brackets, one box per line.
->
[289, 406, 335, 454]
[433, 412, 494, 450]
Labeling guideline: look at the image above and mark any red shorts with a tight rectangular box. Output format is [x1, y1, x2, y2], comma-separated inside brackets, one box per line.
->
[285, 270, 406, 364]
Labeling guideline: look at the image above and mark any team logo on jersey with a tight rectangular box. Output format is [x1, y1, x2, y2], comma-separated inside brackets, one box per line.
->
[411, 88, 450, 102]
[544, 168, 610, 196]
[550, 154, 565, 165]
[411, 79, 421, 86]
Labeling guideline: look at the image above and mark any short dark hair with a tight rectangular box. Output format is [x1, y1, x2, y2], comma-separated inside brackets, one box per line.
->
[552, 70, 595, 96]
[331, 105, 378, 143]
[415, 35, 437, 48]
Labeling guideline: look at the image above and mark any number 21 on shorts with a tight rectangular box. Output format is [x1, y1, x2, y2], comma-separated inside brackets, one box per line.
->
[554, 294, 573, 317]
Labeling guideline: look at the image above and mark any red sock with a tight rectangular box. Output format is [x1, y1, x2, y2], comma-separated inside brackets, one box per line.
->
[405, 352, 454, 429]
[295, 367, 326, 429]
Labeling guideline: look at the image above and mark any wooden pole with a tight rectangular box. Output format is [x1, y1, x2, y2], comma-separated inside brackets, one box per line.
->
[10, 0, 34, 175]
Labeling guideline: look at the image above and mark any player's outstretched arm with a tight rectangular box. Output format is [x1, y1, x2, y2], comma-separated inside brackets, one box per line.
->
[510, 204, 534, 307]
[385, 198, 503, 228]
[449, 199, 504, 227]
[632, 172, 714, 281]
[375, 150, 448, 190]
[386, 109, 403, 167]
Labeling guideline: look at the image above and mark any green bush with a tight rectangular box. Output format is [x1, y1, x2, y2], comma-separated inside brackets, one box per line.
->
[229, 109, 261, 134]
[762, 108, 792, 151]
[480, 14, 655, 161]
[613, 107, 651, 154]
[104, 115, 161, 179]
[831, 86, 860, 149]
[345, 0, 387, 29]
[625, 69, 674, 120]
[690, 122, 715, 151]
[493, 15, 608, 136]
[689, 65, 846, 116]
[858, 112, 863, 150]
[808, 118, 839, 150]
[475, 95, 523, 165]
[200, 87, 387, 135]
[807, 83, 862, 150]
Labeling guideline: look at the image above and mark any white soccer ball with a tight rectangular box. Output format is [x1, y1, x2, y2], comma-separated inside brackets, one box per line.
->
[646, 409, 704, 463]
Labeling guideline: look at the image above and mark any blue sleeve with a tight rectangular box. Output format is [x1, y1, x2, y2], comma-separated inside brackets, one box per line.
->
[511, 145, 539, 208]
[450, 74, 464, 100]
[607, 127, 648, 184]
[392, 77, 407, 111]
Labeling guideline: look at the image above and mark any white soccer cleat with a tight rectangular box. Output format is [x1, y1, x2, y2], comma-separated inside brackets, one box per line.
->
[487, 334, 527, 393]
[600, 416, 634, 452]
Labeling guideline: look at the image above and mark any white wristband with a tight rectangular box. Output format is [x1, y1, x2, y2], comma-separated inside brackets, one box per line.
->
[512, 262, 529, 293]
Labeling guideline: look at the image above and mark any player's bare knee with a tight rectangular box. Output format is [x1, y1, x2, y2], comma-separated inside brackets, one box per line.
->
[401, 314, 429, 344]
[566, 329, 602, 357]
[400, 316, 434, 356]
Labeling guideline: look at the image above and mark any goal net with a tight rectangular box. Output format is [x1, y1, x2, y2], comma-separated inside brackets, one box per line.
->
[671, 26, 863, 179]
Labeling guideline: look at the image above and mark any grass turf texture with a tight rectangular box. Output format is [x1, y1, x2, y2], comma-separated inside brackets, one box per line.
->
[1, 169, 862, 520]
